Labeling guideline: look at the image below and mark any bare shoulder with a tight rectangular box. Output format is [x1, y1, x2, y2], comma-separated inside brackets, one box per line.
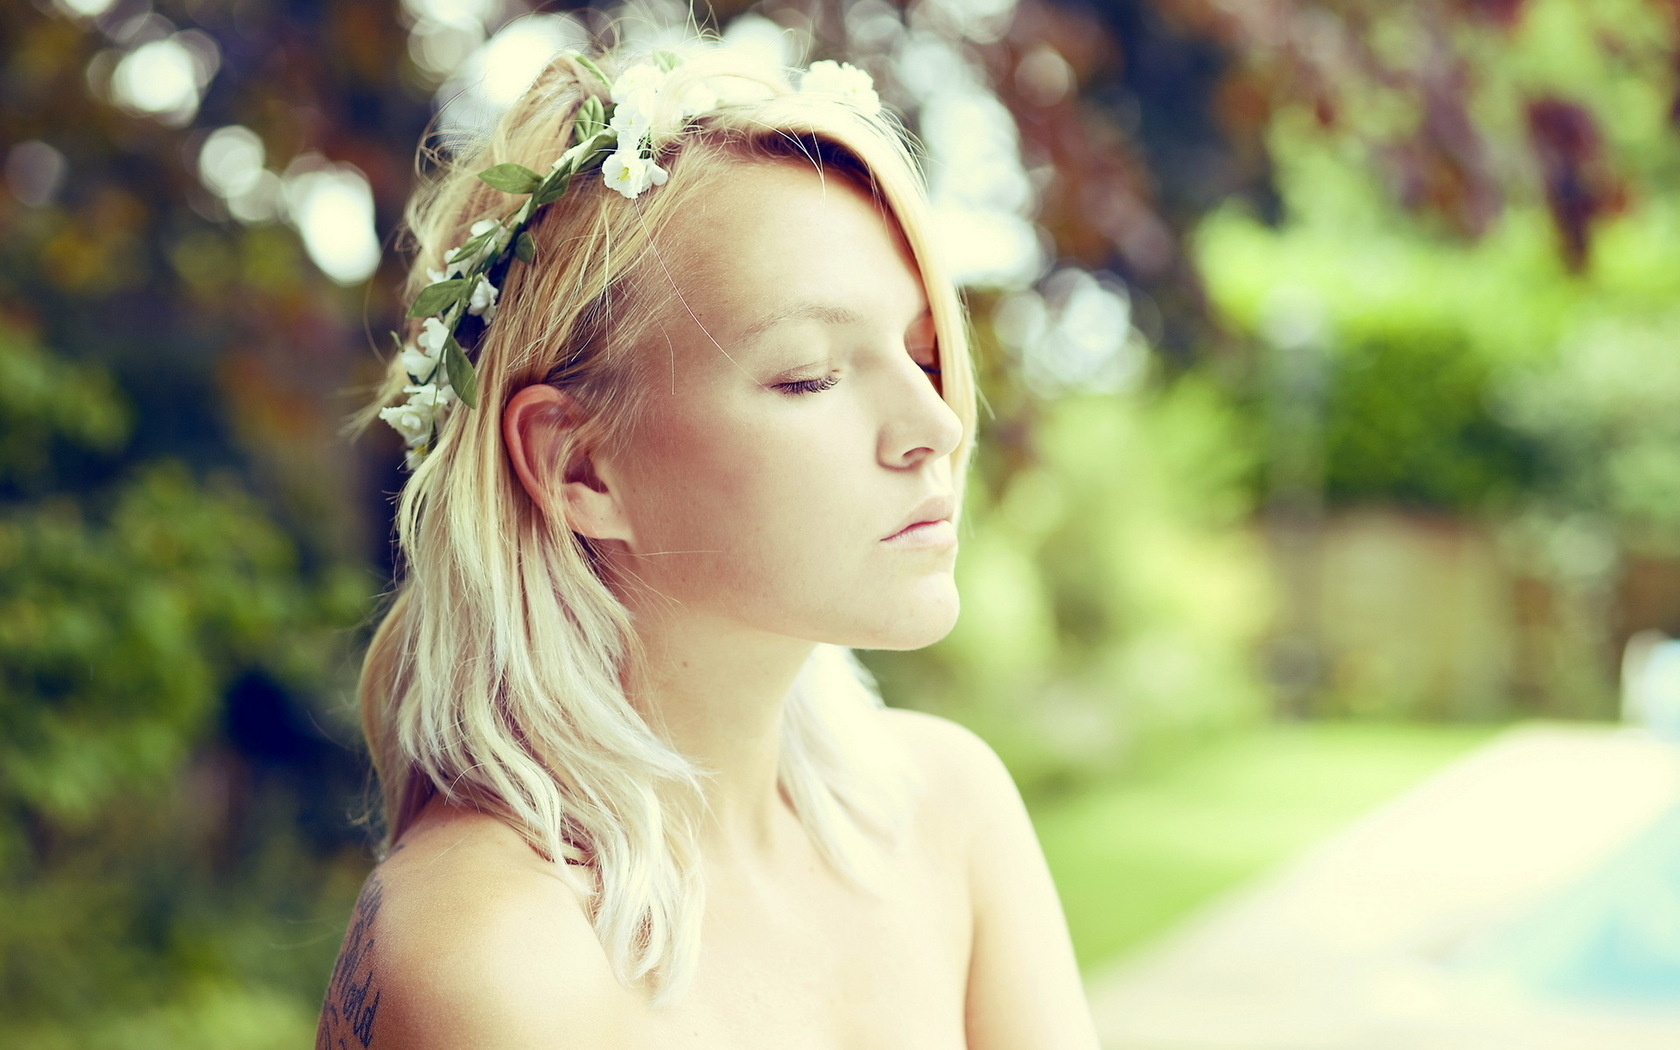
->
[315, 802, 625, 1050]
[878, 706, 1022, 835]
[879, 708, 1100, 1049]
[878, 704, 998, 764]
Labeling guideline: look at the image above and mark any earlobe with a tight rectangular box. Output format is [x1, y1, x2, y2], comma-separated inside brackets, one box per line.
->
[502, 384, 633, 543]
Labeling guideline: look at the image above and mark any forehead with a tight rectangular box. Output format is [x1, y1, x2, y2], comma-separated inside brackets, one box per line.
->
[652, 159, 929, 353]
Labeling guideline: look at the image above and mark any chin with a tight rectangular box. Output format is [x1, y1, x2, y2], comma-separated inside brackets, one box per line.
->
[850, 586, 961, 652]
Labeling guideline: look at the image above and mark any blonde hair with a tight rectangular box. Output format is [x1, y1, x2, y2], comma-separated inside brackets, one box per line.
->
[356, 37, 978, 1004]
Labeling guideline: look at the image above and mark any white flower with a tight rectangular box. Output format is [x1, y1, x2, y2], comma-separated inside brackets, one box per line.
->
[800, 60, 880, 116]
[381, 377, 459, 449]
[417, 316, 450, 356]
[426, 266, 449, 285]
[379, 400, 434, 447]
[610, 62, 665, 108]
[601, 149, 666, 199]
[399, 342, 439, 383]
[610, 102, 652, 151]
[601, 150, 641, 196]
[404, 447, 426, 470]
[466, 274, 499, 320]
[399, 316, 455, 386]
[611, 62, 718, 139]
[403, 381, 456, 406]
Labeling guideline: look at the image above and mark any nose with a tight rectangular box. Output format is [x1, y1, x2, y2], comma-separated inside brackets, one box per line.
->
[878, 354, 964, 470]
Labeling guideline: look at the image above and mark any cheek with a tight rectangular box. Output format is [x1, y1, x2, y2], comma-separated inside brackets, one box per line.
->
[624, 396, 872, 579]
[629, 401, 825, 546]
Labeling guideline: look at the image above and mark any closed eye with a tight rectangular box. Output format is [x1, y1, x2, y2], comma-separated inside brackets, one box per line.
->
[773, 364, 933, 395]
[774, 373, 841, 396]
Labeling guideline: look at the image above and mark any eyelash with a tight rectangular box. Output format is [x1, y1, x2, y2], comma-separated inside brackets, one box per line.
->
[773, 362, 941, 396]
[776, 374, 841, 396]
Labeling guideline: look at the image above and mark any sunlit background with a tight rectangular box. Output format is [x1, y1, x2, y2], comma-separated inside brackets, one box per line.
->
[5, 0, 1680, 1045]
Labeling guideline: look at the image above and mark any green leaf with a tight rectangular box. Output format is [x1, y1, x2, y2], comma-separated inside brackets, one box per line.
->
[652, 49, 681, 73]
[477, 163, 543, 194]
[444, 336, 479, 410]
[532, 169, 573, 207]
[515, 232, 536, 264]
[407, 279, 469, 319]
[446, 229, 492, 266]
[574, 55, 611, 89]
[577, 128, 616, 165]
[576, 96, 606, 141]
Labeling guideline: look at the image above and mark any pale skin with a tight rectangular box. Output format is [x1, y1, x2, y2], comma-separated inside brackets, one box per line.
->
[317, 159, 1099, 1049]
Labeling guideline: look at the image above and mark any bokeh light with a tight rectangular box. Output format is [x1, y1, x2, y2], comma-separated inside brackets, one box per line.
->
[5, 141, 68, 208]
[284, 162, 381, 286]
[50, 0, 117, 19]
[107, 32, 219, 127]
[434, 13, 589, 144]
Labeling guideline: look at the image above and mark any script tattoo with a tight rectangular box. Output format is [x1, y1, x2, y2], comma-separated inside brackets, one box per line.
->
[316, 859, 396, 1050]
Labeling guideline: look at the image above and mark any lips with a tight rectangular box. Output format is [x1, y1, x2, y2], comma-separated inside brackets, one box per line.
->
[883, 493, 957, 541]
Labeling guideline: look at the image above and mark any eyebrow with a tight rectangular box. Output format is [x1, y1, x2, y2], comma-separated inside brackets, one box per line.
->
[738, 301, 867, 345]
[739, 300, 940, 362]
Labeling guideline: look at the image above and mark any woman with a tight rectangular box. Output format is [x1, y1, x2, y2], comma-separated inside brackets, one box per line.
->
[318, 35, 1099, 1050]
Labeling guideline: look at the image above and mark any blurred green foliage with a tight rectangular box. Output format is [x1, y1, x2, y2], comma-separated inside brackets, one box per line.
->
[0, 321, 368, 1044]
[1320, 327, 1540, 511]
[1499, 306, 1680, 552]
[1194, 0, 1680, 717]
[1197, 0, 1680, 534]
[1202, 157, 1680, 530]
[0, 327, 128, 483]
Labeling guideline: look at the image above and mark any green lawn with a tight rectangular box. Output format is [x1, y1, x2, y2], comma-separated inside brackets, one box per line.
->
[1033, 721, 1504, 972]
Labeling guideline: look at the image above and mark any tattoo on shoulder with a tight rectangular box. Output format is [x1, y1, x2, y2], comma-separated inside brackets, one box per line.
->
[316, 863, 394, 1050]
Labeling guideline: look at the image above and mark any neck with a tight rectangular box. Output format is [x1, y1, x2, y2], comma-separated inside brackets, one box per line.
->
[625, 602, 814, 866]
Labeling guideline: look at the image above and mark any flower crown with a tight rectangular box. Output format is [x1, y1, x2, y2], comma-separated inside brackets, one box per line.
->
[379, 51, 882, 468]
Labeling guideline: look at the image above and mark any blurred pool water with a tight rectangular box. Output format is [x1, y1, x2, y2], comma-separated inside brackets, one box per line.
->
[1457, 795, 1680, 1007]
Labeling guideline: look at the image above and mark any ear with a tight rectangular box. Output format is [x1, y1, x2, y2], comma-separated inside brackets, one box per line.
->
[502, 384, 635, 543]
